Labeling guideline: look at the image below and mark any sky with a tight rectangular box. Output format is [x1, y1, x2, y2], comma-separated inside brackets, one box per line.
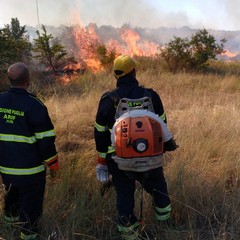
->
[0, 0, 240, 31]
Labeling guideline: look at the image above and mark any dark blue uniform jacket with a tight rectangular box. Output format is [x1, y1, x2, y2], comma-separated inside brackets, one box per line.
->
[0, 88, 58, 186]
[94, 74, 166, 157]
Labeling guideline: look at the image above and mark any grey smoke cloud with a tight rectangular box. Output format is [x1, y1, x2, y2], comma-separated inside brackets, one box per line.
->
[36, 0, 192, 28]
[221, 0, 239, 30]
[0, 0, 239, 30]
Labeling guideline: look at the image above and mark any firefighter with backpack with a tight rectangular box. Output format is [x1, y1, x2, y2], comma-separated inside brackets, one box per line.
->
[94, 55, 178, 239]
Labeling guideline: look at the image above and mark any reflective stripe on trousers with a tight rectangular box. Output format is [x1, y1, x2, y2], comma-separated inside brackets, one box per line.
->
[20, 231, 38, 240]
[155, 204, 172, 221]
[117, 221, 140, 240]
[4, 215, 20, 223]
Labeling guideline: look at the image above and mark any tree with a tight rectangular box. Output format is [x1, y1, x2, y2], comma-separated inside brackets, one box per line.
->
[32, 25, 72, 72]
[96, 44, 116, 69]
[189, 29, 226, 70]
[160, 29, 226, 73]
[160, 37, 191, 73]
[0, 18, 32, 71]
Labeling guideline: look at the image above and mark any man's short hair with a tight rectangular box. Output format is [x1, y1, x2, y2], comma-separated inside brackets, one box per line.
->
[7, 62, 29, 85]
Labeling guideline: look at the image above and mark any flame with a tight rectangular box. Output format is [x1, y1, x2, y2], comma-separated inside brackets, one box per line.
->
[64, 26, 159, 70]
[58, 75, 72, 85]
[222, 50, 237, 58]
[86, 58, 103, 72]
[63, 62, 81, 70]
[61, 15, 239, 83]
[60, 24, 160, 84]
[120, 29, 141, 55]
[117, 28, 159, 56]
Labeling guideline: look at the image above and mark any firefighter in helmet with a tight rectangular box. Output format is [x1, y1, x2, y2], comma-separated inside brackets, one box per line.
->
[94, 55, 178, 239]
[0, 62, 59, 240]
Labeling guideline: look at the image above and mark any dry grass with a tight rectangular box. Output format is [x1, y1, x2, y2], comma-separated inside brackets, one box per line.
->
[0, 62, 240, 239]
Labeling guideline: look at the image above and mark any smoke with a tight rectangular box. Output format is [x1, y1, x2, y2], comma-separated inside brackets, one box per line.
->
[221, 0, 240, 30]
[75, 0, 191, 28]
[0, 0, 240, 30]
[0, 0, 191, 28]
[71, 0, 195, 28]
[35, 0, 192, 28]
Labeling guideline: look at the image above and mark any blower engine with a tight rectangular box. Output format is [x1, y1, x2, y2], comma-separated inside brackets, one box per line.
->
[112, 109, 164, 158]
[111, 109, 173, 172]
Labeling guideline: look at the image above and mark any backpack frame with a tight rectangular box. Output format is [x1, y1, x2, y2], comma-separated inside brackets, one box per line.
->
[108, 90, 172, 172]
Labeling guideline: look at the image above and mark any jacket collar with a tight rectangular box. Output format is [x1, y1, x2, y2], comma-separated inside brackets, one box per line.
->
[116, 75, 139, 88]
[9, 87, 29, 94]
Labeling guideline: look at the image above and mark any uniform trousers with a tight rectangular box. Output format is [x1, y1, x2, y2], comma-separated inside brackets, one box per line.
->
[4, 180, 46, 235]
[108, 158, 171, 225]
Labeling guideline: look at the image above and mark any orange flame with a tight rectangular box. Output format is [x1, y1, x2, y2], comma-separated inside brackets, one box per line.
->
[120, 29, 141, 55]
[64, 24, 102, 72]
[118, 28, 159, 56]
[61, 24, 160, 84]
[222, 50, 237, 58]
[68, 26, 159, 70]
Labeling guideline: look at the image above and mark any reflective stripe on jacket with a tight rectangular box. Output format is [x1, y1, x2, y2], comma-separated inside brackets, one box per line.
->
[94, 75, 166, 158]
[0, 88, 58, 185]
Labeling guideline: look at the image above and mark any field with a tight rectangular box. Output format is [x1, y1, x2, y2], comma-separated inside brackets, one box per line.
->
[0, 61, 240, 239]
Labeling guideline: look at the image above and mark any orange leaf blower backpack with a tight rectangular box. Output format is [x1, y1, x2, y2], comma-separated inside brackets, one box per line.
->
[109, 91, 173, 172]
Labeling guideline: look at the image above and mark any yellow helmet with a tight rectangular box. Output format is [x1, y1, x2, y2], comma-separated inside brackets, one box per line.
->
[113, 55, 138, 79]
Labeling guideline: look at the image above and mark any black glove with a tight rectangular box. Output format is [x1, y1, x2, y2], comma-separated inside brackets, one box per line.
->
[164, 138, 179, 152]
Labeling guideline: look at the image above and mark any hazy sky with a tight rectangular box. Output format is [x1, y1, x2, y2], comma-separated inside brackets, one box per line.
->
[0, 0, 239, 31]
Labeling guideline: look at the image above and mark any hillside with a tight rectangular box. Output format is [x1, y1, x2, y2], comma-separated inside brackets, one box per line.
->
[26, 24, 240, 60]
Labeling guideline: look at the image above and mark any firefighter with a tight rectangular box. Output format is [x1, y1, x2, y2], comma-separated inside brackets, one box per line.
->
[0, 62, 59, 240]
[94, 55, 178, 239]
